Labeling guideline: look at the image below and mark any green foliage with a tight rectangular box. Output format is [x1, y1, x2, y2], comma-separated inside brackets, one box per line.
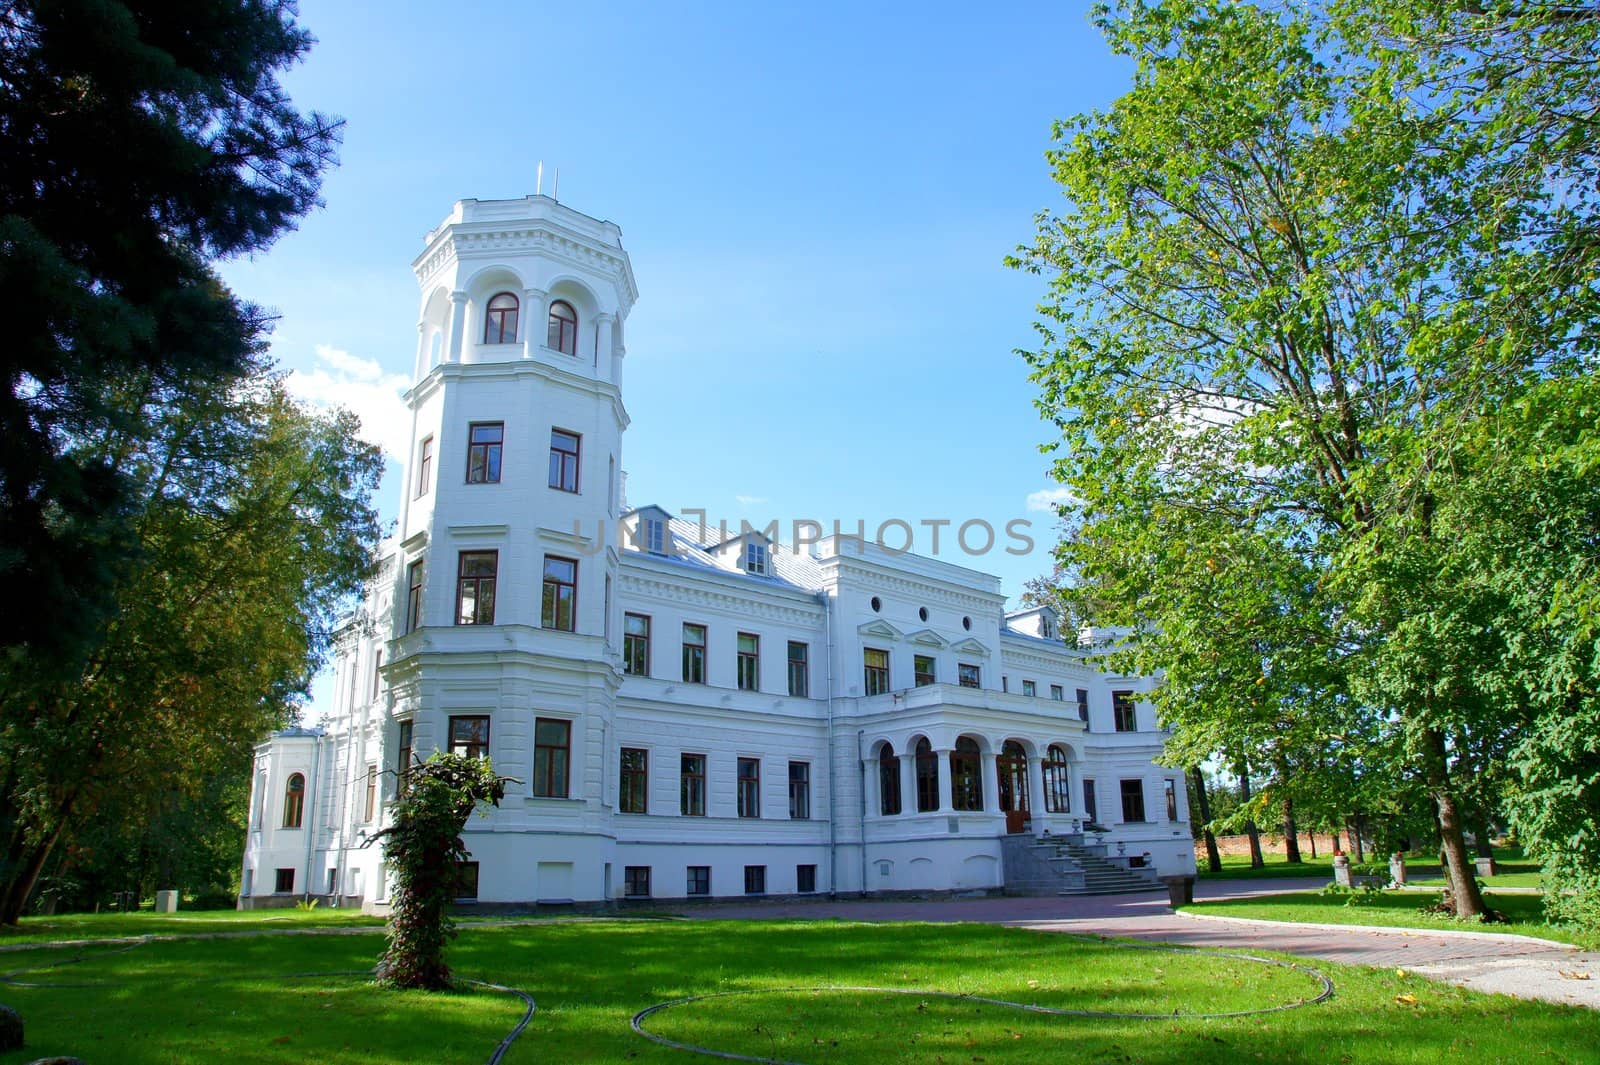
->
[371, 754, 512, 991]
[1013, 0, 1600, 925]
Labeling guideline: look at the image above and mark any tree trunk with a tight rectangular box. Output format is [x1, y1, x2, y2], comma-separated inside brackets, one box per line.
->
[0, 820, 68, 925]
[1474, 817, 1496, 861]
[1189, 767, 1222, 873]
[1351, 813, 1366, 862]
[1425, 731, 1490, 920]
[1282, 796, 1302, 863]
[1238, 761, 1264, 868]
[1307, 830, 1317, 859]
[1329, 826, 1341, 853]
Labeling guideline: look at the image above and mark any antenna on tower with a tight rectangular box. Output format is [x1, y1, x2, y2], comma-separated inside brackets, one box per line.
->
[553, 168, 560, 202]
[536, 161, 544, 197]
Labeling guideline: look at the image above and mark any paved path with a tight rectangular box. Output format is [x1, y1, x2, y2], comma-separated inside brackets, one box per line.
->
[677, 879, 1600, 1011]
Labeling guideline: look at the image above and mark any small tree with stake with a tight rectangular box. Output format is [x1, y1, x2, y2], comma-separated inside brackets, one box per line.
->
[368, 753, 513, 990]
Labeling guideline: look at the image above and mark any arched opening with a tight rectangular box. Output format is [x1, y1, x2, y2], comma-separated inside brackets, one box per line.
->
[547, 299, 578, 355]
[878, 743, 901, 816]
[914, 737, 939, 812]
[483, 292, 519, 343]
[1043, 744, 1073, 814]
[997, 740, 1030, 832]
[950, 736, 982, 811]
[282, 772, 305, 829]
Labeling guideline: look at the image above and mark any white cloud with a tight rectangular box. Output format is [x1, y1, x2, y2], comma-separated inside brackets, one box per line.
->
[285, 345, 412, 459]
[734, 494, 769, 506]
[1026, 487, 1080, 513]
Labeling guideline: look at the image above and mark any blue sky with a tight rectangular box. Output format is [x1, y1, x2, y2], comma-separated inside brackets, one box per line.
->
[220, 1, 1133, 675]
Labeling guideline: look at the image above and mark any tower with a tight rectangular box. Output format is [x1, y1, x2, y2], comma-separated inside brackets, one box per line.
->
[385, 195, 637, 902]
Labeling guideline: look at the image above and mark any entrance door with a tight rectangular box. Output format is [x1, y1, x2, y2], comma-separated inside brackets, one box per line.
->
[997, 741, 1030, 833]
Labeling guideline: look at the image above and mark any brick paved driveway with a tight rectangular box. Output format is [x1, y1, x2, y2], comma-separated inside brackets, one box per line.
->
[677, 878, 1599, 1010]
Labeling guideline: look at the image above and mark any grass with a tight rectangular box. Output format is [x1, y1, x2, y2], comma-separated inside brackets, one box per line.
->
[1181, 890, 1591, 947]
[1197, 851, 1338, 880]
[1409, 845, 1544, 890]
[0, 917, 1594, 1063]
[0, 907, 384, 946]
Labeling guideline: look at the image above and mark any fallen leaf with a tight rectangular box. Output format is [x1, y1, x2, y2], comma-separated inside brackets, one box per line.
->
[1395, 969, 1408, 978]
[1394, 994, 1418, 1006]
[1559, 971, 1592, 981]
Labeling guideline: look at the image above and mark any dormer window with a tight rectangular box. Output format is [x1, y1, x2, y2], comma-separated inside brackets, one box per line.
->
[483, 292, 519, 344]
[644, 518, 666, 554]
[744, 541, 768, 575]
[547, 300, 578, 355]
[1041, 615, 1056, 640]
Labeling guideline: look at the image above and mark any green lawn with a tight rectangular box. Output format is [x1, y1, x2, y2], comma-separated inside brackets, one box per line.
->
[1182, 890, 1590, 947]
[1197, 851, 1338, 880]
[0, 917, 1594, 1063]
[0, 907, 384, 946]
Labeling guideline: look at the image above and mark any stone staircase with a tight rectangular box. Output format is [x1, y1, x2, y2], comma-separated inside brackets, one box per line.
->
[1000, 833, 1164, 896]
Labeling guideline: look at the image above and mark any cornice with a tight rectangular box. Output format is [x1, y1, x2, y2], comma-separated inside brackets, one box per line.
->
[617, 571, 824, 627]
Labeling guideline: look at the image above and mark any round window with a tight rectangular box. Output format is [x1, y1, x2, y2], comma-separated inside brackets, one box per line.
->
[918, 607, 929, 622]
[962, 616, 972, 631]
[870, 596, 882, 613]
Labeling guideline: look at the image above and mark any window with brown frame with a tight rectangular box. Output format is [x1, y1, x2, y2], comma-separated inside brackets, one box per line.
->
[396, 720, 414, 783]
[620, 747, 647, 814]
[1051, 684, 1065, 701]
[915, 738, 939, 812]
[274, 868, 295, 893]
[534, 718, 570, 797]
[623, 865, 651, 898]
[1022, 680, 1037, 697]
[863, 647, 889, 695]
[788, 761, 810, 819]
[483, 292, 519, 343]
[787, 641, 808, 697]
[737, 757, 760, 818]
[1120, 778, 1147, 822]
[682, 623, 706, 684]
[914, 654, 935, 687]
[736, 632, 759, 691]
[547, 299, 578, 354]
[449, 715, 490, 760]
[405, 559, 424, 633]
[1165, 778, 1179, 822]
[1082, 778, 1099, 821]
[958, 662, 981, 689]
[686, 865, 710, 895]
[415, 436, 433, 498]
[680, 753, 706, 815]
[796, 864, 817, 893]
[454, 861, 479, 900]
[1113, 690, 1137, 732]
[744, 865, 766, 894]
[363, 764, 378, 823]
[456, 551, 497, 625]
[541, 556, 577, 631]
[548, 429, 580, 492]
[1076, 688, 1090, 722]
[1043, 745, 1071, 814]
[466, 422, 503, 483]
[878, 745, 901, 816]
[282, 773, 305, 828]
[950, 737, 983, 811]
[623, 613, 650, 676]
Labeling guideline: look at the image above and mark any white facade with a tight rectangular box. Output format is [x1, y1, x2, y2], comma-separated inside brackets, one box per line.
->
[239, 195, 1194, 910]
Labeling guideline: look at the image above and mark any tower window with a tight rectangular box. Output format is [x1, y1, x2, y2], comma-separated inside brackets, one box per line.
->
[541, 556, 577, 632]
[744, 541, 767, 575]
[548, 300, 578, 355]
[282, 773, 305, 828]
[414, 436, 433, 498]
[483, 292, 519, 344]
[466, 422, 503, 484]
[549, 430, 580, 492]
[456, 551, 498, 625]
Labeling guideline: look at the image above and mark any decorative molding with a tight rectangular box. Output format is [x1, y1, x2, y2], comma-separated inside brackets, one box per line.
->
[857, 619, 904, 641]
[446, 523, 508, 539]
[950, 637, 991, 659]
[904, 628, 949, 649]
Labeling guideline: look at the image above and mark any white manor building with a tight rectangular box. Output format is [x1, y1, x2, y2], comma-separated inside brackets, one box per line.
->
[240, 195, 1194, 910]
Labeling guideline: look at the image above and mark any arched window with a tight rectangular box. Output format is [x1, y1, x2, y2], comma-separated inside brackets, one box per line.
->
[282, 772, 305, 828]
[997, 741, 1029, 817]
[878, 744, 901, 816]
[915, 738, 939, 812]
[1043, 744, 1072, 813]
[483, 292, 519, 344]
[547, 300, 578, 355]
[950, 737, 983, 811]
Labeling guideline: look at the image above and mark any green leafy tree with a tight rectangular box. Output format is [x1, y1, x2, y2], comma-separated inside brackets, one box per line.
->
[1013, 0, 1596, 920]
[372, 754, 512, 991]
[0, 0, 339, 664]
[0, 379, 382, 922]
